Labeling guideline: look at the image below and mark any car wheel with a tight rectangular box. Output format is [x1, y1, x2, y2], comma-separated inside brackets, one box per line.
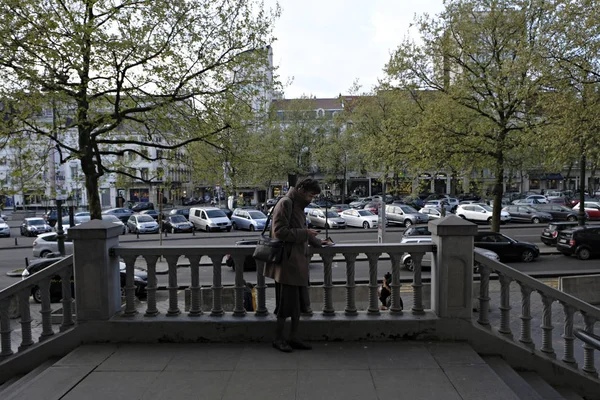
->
[205, 225, 211, 232]
[577, 247, 591, 260]
[249, 225, 255, 232]
[521, 250, 535, 263]
[362, 221, 370, 229]
[32, 286, 42, 303]
[487, 217, 492, 224]
[458, 214, 466, 219]
[403, 258, 414, 272]
[404, 219, 412, 228]
[567, 215, 577, 222]
[226, 227, 231, 232]
[39, 250, 52, 258]
[532, 217, 541, 224]
[232, 222, 237, 230]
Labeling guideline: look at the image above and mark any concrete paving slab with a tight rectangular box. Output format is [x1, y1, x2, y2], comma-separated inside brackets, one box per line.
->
[235, 342, 300, 370]
[443, 364, 521, 400]
[141, 371, 232, 400]
[296, 369, 378, 400]
[295, 342, 369, 370]
[5, 365, 96, 400]
[54, 343, 118, 366]
[428, 342, 487, 367]
[364, 341, 441, 369]
[61, 371, 160, 400]
[372, 368, 463, 400]
[95, 343, 176, 371]
[164, 343, 246, 371]
[222, 370, 297, 400]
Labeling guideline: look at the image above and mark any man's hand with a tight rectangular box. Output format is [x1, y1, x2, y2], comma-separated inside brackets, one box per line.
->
[307, 229, 320, 238]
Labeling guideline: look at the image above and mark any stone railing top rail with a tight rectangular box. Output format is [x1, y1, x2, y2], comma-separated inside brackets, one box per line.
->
[0, 255, 73, 300]
[474, 252, 600, 319]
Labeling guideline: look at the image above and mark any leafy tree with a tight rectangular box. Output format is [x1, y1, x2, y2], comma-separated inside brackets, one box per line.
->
[0, 0, 279, 218]
[385, 0, 551, 231]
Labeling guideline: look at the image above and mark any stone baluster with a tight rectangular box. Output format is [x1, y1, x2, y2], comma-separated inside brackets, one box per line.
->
[477, 264, 491, 326]
[344, 253, 358, 316]
[498, 273, 513, 337]
[187, 255, 202, 317]
[322, 253, 335, 316]
[143, 255, 159, 317]
[255, 260, 268, 316]
[366, 252, 381, 315]
[561, 303, 577, 366]
[59, 268, 74, 331]
[165, 255, 181, 316]
[581, 313, 597, 376]
[232, 254, 247, 317]
[518, 284, 534, 348]
[411, 252, 425, 315]
[0, 298, 13, 357]
[389, 252, 403, 315]
[539, 293, 555, 357]
[209, 255, 224, 316]
[122, 256, 138, 317]
[17, 288, 34, 350]
[38, 279, 54, 341]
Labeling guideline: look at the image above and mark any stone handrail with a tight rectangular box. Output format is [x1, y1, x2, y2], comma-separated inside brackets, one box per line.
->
[474, 251, 599, 377]
[0, 256, 75, 358]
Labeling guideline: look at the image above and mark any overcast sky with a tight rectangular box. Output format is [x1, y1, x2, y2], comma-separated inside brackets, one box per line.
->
[264, 0, 446, 99]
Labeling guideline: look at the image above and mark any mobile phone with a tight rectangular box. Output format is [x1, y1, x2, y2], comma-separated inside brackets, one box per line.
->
[313, 229, 321, 233]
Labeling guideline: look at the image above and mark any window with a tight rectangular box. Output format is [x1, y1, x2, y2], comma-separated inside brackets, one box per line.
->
[140, 168, 149, 180]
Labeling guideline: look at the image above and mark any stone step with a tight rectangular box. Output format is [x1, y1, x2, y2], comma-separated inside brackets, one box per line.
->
[554, 387, 586, 400]
[0, 357, 60, 399]
[519, 371, 569, 400]
[483, 356, 544, 400]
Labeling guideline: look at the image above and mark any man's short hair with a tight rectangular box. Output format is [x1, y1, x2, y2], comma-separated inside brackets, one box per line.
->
[296, 178, 321, 194]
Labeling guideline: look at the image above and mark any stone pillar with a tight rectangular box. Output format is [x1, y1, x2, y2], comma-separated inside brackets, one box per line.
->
[430, 215, 477, 319]
[69, 219, 122, 321]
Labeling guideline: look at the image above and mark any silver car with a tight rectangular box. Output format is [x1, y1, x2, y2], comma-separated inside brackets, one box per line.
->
[127, 214, 159, 234]
[307, 208, 346, 229]
[231, 208, 268, 231]
[384, 204, 428, 227]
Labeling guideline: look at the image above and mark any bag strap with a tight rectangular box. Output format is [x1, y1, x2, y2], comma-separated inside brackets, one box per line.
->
[261, 197, 294, 238]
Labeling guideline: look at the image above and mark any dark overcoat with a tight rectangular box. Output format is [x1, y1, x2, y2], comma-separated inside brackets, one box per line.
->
[263, 188, 321, 286]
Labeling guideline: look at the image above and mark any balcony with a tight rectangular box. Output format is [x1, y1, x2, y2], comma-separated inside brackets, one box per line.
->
[0, 217, 599, 399]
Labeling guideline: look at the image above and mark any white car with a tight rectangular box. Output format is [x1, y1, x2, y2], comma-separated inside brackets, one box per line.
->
[456, 204, 511, 224]
[126, 214, 160, 234]
[0, 217, 10, 237]
[339, 209, 379, 229]
[32, 232, 73, 258]
[418, 207, 444, 220]
[101, 214, 127, 235]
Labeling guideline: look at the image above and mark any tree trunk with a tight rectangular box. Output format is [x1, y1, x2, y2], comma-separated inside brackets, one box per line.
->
[491, 159, 505, 233]
[579, 153, 586, 227]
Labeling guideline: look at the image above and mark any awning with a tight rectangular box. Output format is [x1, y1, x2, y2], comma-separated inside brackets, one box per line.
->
[545, 173, 563, 180]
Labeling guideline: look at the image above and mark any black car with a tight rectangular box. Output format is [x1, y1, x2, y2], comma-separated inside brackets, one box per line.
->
[474, 232, 540, 263]
[402, 225, 431, 237]
[43, 208, 69, 227]
[22, 257, 148, 303]
[556, 226, 600, 260]
[502, 205, 553, 223]
[139, 209, 160, 221]
[540, 221, 580, 246]
[131, 202, 154, 212]
[532, 204, 583, 222]
[102, 207, 135, 223]
[169, 208, 190, 220]
[162, 214, 194, 233]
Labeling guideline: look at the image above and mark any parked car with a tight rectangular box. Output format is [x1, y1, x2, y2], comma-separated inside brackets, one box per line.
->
[130, 202, 154, 212]
[511, 198, 542, 206]
[501, 205, 553, 224]
[402, 225, 431, 237]
[225, 240, 259, 271]
[422, 199, 452, 212]
[20, 217, 53, 237]
[0, 218, 10, 237]
[474, 231, 539, 262]
[556, 226, 600, 260]
[101, 214, 127, 235]
[102, 207, 135, 223]
[418, 207, 444, 220]
[126, 214, 160, 234]
[458, 192, 481, 201]
[571, 202, 600, 221]
[339, 209, 379, 229]
[59, 215, 91, 233]
[385, 204, 428, 227]
[331, 204, 351, 213]
[363, 202, 381, 215]
[139, 209, 160, 220]
[348, 197, 373, 209]
[306, 208, 347, 229]
[21, 258, 147, 303]
[540, 221, 581, 246]
[32, 232, 73, 258]
[531, 204, 584, 222]
[169, 208, 190, 220]
[189, 207, 232, 232]
[303, 202, 320, 215]
[455, 204, 511, 224]
[231, 208, 268, 231]
[525, 194, 548, 204]
[43, 208, 69, 227]
[162, 214, 194, 233]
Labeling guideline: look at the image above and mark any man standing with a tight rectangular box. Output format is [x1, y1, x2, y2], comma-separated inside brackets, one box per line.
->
[264, 178, 329, 352]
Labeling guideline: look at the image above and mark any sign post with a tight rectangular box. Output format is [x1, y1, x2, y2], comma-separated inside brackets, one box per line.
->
[377, 201, 386, 243]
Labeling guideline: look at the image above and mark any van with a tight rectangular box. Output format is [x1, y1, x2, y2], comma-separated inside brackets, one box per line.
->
[189, 207, 232, 232]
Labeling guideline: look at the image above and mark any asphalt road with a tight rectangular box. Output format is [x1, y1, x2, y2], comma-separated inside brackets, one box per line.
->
[1, 223, 599, 289]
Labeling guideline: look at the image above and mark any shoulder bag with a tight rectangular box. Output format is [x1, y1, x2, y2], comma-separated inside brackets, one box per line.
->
[252, 198, 293, 263]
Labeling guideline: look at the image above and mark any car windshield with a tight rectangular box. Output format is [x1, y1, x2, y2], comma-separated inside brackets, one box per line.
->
[101, 215, 121, 223]
[248, 211, 267, 219]
[29, 219, 45, 226]
[357, 210, 374, 216]
[170, 215, 187, 223]
[522, 206, 537, 212]
[207, 210, 227, 218]
[325, 211, 340, 218]
[137, 215, 154, 222]
[400, 205, 418, 213]
[0, 218, 4, 223]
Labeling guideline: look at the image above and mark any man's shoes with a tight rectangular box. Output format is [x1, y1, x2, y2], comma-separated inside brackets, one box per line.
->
[288, 339, 312, 350]
[272, 339, 293, 353]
